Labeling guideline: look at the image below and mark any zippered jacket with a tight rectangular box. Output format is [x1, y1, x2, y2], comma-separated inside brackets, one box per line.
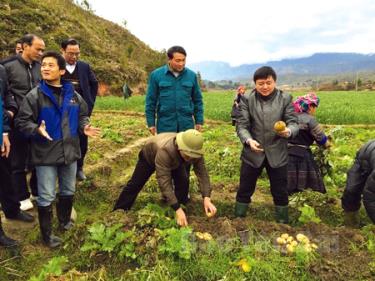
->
[236, 89, 299, 168]
[342, 140, 375, 223]
[145, 65, 203, 133]
[3, 55, 41, 114]
[142, 132, 211, 207]
[15, 80, 89, 165]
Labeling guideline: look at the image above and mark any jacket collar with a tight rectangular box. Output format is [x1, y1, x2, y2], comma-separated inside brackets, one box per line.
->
[163, 64, 187, 76]
[39, 80, 75, 114]
[17, 54, 38, 68]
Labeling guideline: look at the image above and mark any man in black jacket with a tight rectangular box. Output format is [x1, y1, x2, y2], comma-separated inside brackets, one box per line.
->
[1, 63, 35, 248]
[0, 64, 34, 224]
[3, 34, 45, 211]
[60, 38, 98, 181]
[342, 140, 375, 227]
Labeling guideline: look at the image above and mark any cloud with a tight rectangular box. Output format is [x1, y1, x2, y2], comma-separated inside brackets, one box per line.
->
[89, 0, 375, 65]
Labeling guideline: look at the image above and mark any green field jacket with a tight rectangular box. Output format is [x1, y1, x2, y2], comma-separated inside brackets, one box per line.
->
[236, 90, 299, 168]
[145, 65, 203, 133]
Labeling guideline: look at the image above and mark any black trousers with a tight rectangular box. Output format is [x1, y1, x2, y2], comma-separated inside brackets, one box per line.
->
[114, 151, 189, 210]
[0, 156, 21, 217]
[236, 159, 289, 206]
[341, 159, 366, 212]
[9, 129, 37, 200]
[77, 133, 88, 170]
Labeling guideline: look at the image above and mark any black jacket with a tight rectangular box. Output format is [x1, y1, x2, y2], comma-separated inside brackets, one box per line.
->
[3, 55, 41, 114]
[74, 61, 98, 115]
[15, 80, 89, 166]
[342, 140, 375, 223]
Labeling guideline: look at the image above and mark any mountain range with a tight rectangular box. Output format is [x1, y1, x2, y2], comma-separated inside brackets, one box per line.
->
[188, 53, 375, 82]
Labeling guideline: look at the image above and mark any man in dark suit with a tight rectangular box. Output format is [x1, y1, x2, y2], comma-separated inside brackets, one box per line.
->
[61, 38, 98, 181]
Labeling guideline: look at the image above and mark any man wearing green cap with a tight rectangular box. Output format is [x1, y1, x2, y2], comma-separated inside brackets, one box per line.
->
[114, 129, 217, 226]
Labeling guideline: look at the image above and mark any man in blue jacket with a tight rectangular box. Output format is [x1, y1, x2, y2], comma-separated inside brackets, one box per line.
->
[61, 38, 98, 181]
[16, 51, 100, 248]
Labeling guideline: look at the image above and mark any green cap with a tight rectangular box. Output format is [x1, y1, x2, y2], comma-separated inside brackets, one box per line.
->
[176, 129, 204, 158]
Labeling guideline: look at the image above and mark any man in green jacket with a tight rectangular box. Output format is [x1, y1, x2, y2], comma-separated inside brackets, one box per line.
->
[113, 129, 217, 227]
[145, 46, 203, 135]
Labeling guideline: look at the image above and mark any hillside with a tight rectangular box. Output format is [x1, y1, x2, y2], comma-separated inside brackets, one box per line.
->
[189, 53, 375, 83]
[0, 0, 166, 94]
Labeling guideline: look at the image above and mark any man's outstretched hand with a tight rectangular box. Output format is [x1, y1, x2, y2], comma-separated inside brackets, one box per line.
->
[84, 124, 101, 137]
[38, 120, 53, 141]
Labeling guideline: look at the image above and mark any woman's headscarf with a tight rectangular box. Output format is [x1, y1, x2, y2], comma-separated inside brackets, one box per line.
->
[293, 92, 320, 113]
[237, 85, 246, 92]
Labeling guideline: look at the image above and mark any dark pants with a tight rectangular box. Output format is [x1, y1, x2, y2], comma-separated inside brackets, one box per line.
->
[0, 157, 21, 217]
[236, 159, 289, 206]
[9, 129, 37, 200]
[341, 159, 367, 212]
[77, 133, 88, 170]
[114, 151, 189, 210]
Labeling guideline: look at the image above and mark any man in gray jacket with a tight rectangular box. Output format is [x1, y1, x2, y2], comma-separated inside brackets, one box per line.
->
[235, 66, 298, 223]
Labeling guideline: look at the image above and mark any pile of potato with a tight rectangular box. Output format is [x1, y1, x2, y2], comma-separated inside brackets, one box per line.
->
[276, 233, 318, 254]
[195, 232, 213, 241]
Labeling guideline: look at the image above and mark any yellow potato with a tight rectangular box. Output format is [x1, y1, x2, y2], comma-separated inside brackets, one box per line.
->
[286, 236, 294, 243]
[311, 243, 318, 249]
[290, 241, 298, 247]
[281, 233, 289, 239]
[207, 211, 214, 218]
[276, 237, 286, 245]
[195, 232, 204, 239]
[241, 262, 251, 272]
[296, 233, 307, 242]
[274, 121, 286, 132]
[286, 244, 295, 254]
[304, 245, 312, 252]
[202, 232, 213, 241]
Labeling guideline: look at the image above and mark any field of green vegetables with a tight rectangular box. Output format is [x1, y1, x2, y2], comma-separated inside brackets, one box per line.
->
[1, 91, 375, 281]
[95, 90, 375, 124]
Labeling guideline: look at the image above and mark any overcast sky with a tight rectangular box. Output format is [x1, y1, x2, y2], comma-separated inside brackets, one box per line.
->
[89, 0, 375, 66]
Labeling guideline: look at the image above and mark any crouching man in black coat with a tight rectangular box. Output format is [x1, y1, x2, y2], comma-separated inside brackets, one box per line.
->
[342, 140, 375, 227]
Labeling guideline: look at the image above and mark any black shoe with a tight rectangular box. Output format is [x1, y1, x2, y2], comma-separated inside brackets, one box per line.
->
[0, 232, 18, 247]
[76, 169, 87, 181]
[0, 218, 19, 247]
[38, 205, 62, 248]
[6, 211, 35, 222]
[56, 195, 74, 231]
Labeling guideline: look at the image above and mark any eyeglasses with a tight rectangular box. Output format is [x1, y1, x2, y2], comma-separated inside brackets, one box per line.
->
[66, 52, 80, 57]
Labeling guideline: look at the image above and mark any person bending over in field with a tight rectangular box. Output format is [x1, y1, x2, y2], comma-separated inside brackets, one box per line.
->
[287, 93, 330, 195]
[113, 129, 217, 227]
[234, 66, 299, 224]
[342, 140, 375, 227]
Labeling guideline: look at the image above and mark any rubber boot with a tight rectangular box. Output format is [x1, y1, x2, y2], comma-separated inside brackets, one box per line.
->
[56, 195, 74, 231]
[275, 205, 289, 224]
[0, 217, 18, 247]
[234, 202, 249, 217]
[343, 211, 360, 228]
[38, 205, 62, 248]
